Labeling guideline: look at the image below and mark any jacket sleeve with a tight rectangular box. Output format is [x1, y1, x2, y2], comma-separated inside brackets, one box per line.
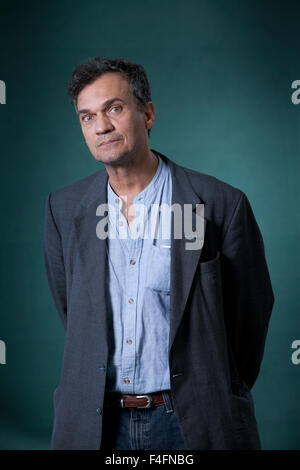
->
[221, 191, 275, 390]
[43, 192, 67, 331]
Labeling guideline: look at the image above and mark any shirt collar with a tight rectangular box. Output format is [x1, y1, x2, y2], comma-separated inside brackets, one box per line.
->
[107, 152, 164, 208]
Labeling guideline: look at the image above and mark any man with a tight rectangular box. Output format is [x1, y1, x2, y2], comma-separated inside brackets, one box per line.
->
[43, 57, 274, 450]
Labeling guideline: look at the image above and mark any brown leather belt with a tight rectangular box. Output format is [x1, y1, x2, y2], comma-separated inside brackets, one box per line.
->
[104, 391, 172, 409]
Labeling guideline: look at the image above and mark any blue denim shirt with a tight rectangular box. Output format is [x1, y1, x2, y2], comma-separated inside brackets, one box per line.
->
[105, 152, 172, 393]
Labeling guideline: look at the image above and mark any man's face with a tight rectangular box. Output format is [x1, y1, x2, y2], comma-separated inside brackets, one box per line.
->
[76, 72, 154, 165]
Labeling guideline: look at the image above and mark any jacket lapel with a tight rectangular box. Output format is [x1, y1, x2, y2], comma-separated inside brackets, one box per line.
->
[155, 152, 207, 356]
[73, 169, 109, 341]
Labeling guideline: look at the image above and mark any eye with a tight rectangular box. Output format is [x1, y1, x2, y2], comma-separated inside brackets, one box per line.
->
[109, 105, 121, 113]
[82, 115, 92, 122]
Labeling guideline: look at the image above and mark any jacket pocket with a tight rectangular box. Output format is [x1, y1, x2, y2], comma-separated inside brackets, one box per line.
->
[198, 251, 221, 275]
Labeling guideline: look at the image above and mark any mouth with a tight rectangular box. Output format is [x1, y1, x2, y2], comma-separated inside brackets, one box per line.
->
[99, 139, 121, 147]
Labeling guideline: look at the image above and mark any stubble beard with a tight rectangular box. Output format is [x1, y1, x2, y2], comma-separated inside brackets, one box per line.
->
[93, 140, 144, 169]
[93, 146, 135, 168]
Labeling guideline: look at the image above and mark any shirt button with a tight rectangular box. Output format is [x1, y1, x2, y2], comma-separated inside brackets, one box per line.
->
[124, 378, 130, 384]
[128, 298, 134, 304]
[126, 339, 132, 344]
[96, 407, 102, 415]
[119, 221, 123, 226]
[115, 199, 120, 204]
[130, 259, 136, 265]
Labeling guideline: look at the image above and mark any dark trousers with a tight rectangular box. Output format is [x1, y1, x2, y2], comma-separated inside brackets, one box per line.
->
[100, 391, 188, 450]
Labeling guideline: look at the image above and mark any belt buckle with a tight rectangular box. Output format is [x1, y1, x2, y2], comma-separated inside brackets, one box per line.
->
[135, 394, 153, 408]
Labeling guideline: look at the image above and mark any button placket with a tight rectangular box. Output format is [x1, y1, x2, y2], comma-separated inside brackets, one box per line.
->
[121, 236, 141, 393]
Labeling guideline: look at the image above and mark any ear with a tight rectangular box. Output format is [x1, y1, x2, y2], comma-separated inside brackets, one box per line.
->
[143, 101, 155, 131]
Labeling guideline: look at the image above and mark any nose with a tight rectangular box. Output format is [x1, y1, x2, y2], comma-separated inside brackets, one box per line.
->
[95, 112, 114, 134]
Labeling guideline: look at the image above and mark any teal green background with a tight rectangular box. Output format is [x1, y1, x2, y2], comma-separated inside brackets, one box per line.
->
[0, 0, 299, 450]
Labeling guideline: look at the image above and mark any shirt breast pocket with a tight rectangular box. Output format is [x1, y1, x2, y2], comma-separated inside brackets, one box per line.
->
[145, 242, 171, 293]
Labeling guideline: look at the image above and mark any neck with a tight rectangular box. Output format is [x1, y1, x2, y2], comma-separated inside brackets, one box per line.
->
[105, 148, 158, 200]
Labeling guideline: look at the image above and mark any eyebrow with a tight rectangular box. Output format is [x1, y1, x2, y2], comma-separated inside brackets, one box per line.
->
[77, 97, 126, 114]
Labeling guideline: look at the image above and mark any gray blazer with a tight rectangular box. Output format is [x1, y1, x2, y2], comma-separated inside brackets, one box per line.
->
[43, 150, 274, 450]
